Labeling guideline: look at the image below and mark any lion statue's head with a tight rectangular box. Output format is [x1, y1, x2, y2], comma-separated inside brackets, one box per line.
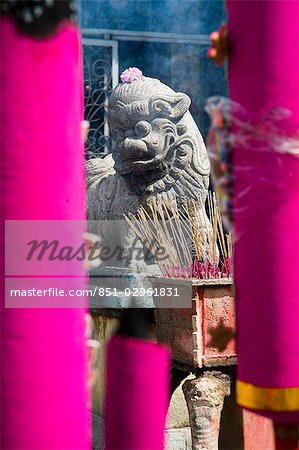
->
[108, 73, 210, 202]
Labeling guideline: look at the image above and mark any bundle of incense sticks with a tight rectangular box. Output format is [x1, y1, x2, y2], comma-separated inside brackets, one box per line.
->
[124, 192, 232, 280]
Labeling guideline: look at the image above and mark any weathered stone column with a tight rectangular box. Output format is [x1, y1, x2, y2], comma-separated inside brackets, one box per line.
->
[183, 371, 230, 450]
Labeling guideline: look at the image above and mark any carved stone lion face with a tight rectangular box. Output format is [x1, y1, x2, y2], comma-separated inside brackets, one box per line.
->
[112, 117, 180, 182]
[108, 77, 210, 197]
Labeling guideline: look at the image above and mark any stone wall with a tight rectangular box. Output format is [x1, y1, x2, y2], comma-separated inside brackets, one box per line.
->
[80, 0, 227, 35]
[79, 0, 228, 137]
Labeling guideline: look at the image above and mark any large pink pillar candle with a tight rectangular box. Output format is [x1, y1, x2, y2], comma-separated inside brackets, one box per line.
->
[0, 18, 90, 449]
[105, 335, 170, 450]
[227, 1, 299, 422]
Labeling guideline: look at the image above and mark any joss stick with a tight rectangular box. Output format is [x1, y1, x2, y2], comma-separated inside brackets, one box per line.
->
[124, 192, 232, 279]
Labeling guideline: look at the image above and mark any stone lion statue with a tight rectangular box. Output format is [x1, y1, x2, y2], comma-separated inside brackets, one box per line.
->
[86, 70, 210, 220]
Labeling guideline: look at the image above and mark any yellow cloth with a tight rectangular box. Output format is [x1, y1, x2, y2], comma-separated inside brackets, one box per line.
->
[237, 381, 299, 412]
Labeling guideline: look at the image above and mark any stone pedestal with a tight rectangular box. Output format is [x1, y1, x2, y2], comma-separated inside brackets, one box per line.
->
[90, 313, 119, 417]
[155, 279, 236, 369]
[155, 280, 274, 450]
[154, 279, 234, 449]
[90, 280, 275, 450]
[183, 372, 230, 450]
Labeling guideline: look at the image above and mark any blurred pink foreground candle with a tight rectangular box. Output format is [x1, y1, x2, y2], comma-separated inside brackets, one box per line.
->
[227, 0, 299, 430]
[0, 14, 90, 450]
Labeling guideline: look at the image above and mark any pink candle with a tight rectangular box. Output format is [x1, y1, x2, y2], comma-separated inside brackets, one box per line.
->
[0, 18, 90, 448]
[105, 335, 170, 450]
